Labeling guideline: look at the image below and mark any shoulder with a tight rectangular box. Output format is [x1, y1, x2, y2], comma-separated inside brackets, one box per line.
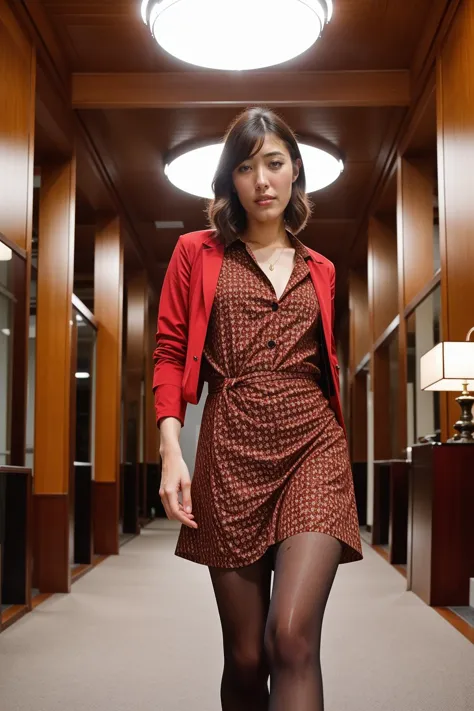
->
[178, 229, 216, 250]
[306, 246, 335, 275]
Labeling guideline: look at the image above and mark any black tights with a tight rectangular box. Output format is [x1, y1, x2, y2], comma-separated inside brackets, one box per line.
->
[208, 531, 343, 711]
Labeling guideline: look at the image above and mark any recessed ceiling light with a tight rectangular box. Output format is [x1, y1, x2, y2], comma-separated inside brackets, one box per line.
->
[154, 221, 185, 229]
[164, 142, 344, 199]
[141, 0, 333, 71]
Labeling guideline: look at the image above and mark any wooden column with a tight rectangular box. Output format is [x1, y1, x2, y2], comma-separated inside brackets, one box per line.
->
[33, 155, 76, 593]
[93, 217, 123, 555]
[437, 0, 474, 441]
[0, 1, 36, 467]
[0, 0, 36, 253]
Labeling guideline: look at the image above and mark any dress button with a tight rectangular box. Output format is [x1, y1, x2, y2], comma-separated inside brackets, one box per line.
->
[267, 340, 276, 349]
[271, 302, 279, 311]
[193, 355, 198, 361]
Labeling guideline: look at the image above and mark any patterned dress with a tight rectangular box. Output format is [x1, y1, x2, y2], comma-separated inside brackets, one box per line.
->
[174, 233, 363, 568]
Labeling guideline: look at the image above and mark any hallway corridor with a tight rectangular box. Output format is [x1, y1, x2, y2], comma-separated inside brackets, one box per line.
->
[1, 521, 473, 711]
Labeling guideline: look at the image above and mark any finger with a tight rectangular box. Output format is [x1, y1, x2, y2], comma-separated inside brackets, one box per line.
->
[177, 503, 194, 518]
[168, 490, 197, 528]
[181, 481, 192, 514]
[174, 510, 198, 528]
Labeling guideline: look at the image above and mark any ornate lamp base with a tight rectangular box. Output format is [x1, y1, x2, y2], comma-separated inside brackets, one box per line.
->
[447, 391, 474, 444]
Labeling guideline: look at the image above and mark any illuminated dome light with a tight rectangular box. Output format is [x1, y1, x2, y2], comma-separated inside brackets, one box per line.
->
[141, 0, 333, 71]
[164, 141, 344, 200]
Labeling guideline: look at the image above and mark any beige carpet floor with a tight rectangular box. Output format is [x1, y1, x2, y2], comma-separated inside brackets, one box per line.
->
[1, 519, 473, 710]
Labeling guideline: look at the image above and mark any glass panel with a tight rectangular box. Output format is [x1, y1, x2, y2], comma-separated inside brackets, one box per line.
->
[25, 268, 37, 470]
[73, 309, 96, 465]
[0, 241, 14, 466]
[388, 329, 399, 458]
[406, 285, 442, 445]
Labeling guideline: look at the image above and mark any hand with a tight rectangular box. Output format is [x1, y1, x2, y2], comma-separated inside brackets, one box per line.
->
[159, 450, 198, 529]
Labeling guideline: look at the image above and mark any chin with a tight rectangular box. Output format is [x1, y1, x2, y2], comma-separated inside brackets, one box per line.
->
[250, 207, 284, 223]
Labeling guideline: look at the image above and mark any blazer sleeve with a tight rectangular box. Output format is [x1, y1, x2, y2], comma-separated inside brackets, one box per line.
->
[152, 235, 190, 428]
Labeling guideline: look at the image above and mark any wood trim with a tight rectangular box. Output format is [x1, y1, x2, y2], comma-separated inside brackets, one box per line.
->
[373, 315, 400, 352]
[71, 70, 411, 109]
[411, 0, 463, 92]
[32, 494, 70, 593]
[396, 156, 408, 456]
[355, 352, 370, 375]
[72, 293, 98, 329]
[403, 270, 441, 319]
[93, 481, 119, 556]
[398, 77, 436, 158]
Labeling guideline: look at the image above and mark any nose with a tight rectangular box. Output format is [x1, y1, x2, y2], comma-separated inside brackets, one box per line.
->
[255, 165, 269, 191]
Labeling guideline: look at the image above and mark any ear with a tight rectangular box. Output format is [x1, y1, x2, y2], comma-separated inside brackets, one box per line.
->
[292, 158, 302, 183]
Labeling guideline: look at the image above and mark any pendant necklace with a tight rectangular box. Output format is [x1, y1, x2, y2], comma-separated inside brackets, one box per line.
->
[268, 246, 285, 271]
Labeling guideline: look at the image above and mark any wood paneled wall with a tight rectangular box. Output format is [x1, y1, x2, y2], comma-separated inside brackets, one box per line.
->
[367, 217, 398, 343]
[397, 157, 436, 308]
[349, 269, 370, 371]
[437, 0, 474, 440]
[351, 371, 368, 463]
[0, 0, 35, 253]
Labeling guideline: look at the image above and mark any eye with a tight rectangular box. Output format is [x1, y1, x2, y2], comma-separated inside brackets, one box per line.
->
[270, 160, 284, 169]
[238, 164, 251, 173]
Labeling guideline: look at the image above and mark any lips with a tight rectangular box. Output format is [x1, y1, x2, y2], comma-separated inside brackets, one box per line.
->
[255, 196, 275, 205]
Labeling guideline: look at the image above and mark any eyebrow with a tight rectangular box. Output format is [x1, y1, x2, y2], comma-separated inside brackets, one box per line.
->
[262, 151, 285, 158]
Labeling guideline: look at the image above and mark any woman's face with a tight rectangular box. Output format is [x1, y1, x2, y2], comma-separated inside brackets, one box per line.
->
[232, 133, 300, 226]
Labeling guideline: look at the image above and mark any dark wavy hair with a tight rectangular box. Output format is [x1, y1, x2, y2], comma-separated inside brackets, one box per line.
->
[207, 108, 312, 246]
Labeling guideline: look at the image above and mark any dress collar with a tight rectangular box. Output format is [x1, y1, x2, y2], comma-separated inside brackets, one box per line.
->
[226, 230, 312, 261]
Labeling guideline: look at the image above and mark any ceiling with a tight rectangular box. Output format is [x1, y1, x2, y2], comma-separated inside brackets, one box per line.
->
[32, 0, 442, 309]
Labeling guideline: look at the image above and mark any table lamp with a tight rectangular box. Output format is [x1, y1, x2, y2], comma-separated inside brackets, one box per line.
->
[419, 328, 474, 444]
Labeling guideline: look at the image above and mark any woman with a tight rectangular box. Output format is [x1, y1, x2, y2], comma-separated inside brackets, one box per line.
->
[153, 107, 363, 711]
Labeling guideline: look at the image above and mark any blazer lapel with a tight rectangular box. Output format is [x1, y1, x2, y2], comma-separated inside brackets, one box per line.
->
[202, 234, 225, 321]
[308, 260, 332, 357]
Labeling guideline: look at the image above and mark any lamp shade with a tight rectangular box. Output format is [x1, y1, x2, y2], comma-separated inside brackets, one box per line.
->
[420, 342, 474, 392]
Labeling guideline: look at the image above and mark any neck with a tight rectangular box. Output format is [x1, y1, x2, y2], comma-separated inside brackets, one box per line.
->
[242, 218, 290, 248]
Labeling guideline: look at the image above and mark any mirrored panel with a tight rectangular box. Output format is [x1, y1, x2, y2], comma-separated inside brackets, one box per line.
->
[0, 240, 15, 466]
[73, 308, 97, 465]
[406, 285, 441, 444]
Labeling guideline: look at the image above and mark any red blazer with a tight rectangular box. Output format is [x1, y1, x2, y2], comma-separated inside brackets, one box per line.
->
[153, 230, 345, 435]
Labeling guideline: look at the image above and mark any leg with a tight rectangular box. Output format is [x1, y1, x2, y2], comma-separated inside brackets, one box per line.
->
[264, 532, 343, 711]
[208, 548, 274, 711]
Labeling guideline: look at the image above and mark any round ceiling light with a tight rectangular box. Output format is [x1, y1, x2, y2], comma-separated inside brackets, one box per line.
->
[141, 0, 333, 71]
[164, 141, 343, 199]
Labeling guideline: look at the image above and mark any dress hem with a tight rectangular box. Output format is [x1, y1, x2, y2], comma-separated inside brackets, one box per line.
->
[174, 529, 363, 569]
